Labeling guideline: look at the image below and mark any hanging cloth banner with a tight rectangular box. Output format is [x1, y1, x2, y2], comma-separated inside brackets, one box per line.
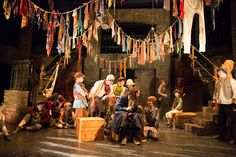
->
[3, 0, 11, 20]
[172, 0, 178, 17]
[73, 9, 79, 37]
[77, 37, 83, 62]
[46, 11, 59, 56]
[78, 8, 84, 35]
[183, 0, 206, 53]
[88, 25, 93, 40]
[123, 59, 127, 77]
[43, 12, 48, 30]
[84, 4, 89, 29]
[149, 42, 156, 62]
[57, 15, 66, 54]
[117, 27, 121, 45]
[119, 62, 123, 77]
[20, 0, 29, 28]
[179, 0, 184, 20]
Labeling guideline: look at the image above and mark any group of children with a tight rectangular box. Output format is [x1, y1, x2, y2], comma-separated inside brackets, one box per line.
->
[0, 71, 184, 145]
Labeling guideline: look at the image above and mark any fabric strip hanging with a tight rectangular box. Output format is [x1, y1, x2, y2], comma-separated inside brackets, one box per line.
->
[119, 62, 123, 77]
[3, 0, 11, 20]
[124, 59, 127, 77]
[183, 0, 206, 53]
[84, 4, 89, 29]
[57, 15, 66, 53]
[173, 0, 178, 17]
[73, 9, 78, 37]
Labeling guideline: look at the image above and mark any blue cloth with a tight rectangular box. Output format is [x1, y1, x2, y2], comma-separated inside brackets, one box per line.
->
[72, 84, 88, 109]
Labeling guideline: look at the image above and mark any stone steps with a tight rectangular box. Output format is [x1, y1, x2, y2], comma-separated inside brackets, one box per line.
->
[196, 112, 218, 122]
[177, 106, 218, 136]
[190, 117, 216, 127]
[184, 123, 217, 136]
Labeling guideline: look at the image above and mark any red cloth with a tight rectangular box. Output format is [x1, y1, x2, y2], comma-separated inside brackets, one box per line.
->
[180, 0, 184, 20]
[20, 0, 28, 16]
[105, 82, 111, 94]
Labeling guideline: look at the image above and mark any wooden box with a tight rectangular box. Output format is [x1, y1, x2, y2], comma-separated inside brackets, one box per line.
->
[76, 117, 105, 142]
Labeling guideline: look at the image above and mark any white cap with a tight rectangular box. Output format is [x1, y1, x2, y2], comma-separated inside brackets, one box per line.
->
[126, 79, 135, 86]
[106, 74, 115, 81]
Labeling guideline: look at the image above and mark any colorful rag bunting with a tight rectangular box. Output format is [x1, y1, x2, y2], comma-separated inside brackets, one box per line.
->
[46, 11, 59, 56]
[84, 4, 89, 29]
[57, 15, 66, 54]
[3, 0, 11, 20]
[20, 0, 29, 28]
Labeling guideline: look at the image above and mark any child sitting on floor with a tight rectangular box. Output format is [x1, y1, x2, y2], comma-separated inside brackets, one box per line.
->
[144, 96, 160, 140]
[56, 102, 75, 129]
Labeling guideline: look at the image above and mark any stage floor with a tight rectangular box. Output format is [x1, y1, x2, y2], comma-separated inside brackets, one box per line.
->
[0, 121, 235, 157]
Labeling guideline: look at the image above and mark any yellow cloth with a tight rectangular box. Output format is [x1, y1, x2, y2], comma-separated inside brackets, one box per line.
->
[221, 59, 234, 78]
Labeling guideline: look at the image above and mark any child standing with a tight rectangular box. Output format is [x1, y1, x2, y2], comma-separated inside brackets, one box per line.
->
[73, 72, 88, 126]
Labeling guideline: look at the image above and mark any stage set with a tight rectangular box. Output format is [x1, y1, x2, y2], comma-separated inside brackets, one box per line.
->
[0, 0, 236, 156]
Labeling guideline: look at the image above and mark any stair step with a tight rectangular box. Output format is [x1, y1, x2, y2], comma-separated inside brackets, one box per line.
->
[196, 112, 218, 121]
[184, 123, 217, 136]
[190, 117, 215, 127]
[202, 106, 215, 114]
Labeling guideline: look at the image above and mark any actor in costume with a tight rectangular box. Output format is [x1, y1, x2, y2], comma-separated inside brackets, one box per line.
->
[89, 74, 115, 117]
[56, 102, 75, 128]
[213, 60, 236, 142]
[111, 77, 127, 97]
[165, 89, 183, 127]
[0, 110, 10, 141]
[126, 79, 135, 92]
[73, 72, 88, 126]
[45, 92, 66, 117]
[144, 96, 160, 140]
[13, 102, 50, 133]
[111, 88, 144, 145]
[156, 79, 167, 108]
[229, 104, 236, 144]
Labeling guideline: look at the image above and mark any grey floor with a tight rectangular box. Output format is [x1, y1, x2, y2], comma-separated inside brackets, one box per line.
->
[0, 121, 235, 157]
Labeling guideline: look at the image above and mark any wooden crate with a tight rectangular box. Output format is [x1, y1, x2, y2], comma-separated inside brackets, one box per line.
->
[76, 117, 105, 142]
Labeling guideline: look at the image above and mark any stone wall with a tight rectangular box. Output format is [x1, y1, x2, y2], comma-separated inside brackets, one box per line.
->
[84, 9, 172, 117]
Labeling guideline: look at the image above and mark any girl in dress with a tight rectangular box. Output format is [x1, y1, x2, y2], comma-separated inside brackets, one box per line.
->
[73, 72, 88, 126]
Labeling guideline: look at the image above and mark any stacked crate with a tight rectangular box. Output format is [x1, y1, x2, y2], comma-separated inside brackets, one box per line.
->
[76, 117, 105, 142]
[1, 90, 29, 123]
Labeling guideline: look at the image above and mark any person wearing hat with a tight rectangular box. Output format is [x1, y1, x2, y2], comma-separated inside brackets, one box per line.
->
[73, 72, 88, 126]
[44, 92, 66, 126]
[88, 74, 115, 117]
[143, 96, 160, 140]
[126, 79, 135, 91]
[111, 77, 127, 97]
[165, 89, 183, 127]
[213, 60, 236, 142]
[13, 102, 50, 133]
[56, 102, 75, 128]
[0, 108, 11, 141]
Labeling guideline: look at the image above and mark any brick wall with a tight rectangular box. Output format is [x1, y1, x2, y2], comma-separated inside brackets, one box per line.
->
[1, 90, 29, 123]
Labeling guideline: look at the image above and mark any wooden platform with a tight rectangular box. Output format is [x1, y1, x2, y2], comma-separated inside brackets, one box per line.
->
[76, 117, 105, 142]
[175, 112, 197, 129]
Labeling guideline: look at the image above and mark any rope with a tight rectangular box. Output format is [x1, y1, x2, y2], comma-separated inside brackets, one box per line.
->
[43, 64, 60, 97]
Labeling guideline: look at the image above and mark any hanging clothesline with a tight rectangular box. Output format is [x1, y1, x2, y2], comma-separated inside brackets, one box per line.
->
[27, 0, 92, 15]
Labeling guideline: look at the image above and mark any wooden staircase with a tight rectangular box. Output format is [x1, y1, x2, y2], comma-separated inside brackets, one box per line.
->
[184, 102, 218, 136]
